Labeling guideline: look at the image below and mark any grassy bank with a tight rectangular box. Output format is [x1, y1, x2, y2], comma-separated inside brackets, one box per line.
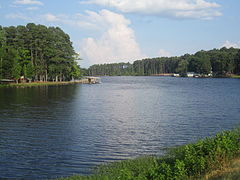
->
[201, 158, 240, 180]
[230, 74, 240, 79]
[59, 128, 240, 180]
[0, 80, 89, 88]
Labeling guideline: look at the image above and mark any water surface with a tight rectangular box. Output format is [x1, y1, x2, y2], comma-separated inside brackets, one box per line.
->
[0, 77, 240, 179]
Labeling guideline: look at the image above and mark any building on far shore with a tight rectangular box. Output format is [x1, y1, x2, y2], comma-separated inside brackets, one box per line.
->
[173, 73, 180, 77]
[187, 72, 195, 77]
[186, 71, 213, 78]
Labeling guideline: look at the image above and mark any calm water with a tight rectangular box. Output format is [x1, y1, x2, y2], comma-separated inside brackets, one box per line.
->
[0, 76, 240, 179]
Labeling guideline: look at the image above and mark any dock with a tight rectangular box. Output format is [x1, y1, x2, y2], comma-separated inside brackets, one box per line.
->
[73, 77, 101, 84]
[0, 79, 15, 84]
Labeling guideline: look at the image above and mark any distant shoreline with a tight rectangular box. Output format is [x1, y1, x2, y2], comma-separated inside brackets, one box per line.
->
[88, 74, 240, 78]
[1, 75, 239, 88]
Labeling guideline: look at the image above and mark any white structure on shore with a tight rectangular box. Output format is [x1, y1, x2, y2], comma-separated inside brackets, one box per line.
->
[187, 72, 195, 77]
[173, 73, 180, 77]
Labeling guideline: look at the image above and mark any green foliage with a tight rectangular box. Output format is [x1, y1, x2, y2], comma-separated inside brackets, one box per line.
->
[60, 128, 240, 180]
[235, 50, 240, 74]
[176, 60, 188, 76]
[173, 159, 187, 179]
[0, 28, 6, 47]
[24, 63, 34, 79]
[188, 51, 212, 74]
[0, 24, 81, 82]
[11, 58, 21, 80]
[80, 68, 89, 76]
[87, 48, 240, 77]
[89, 62, 135, 76]
[96, 156, 156, 180]
[1, 48, 19, 79]
[150, 160, 172, 180]
[71, 63, 81, 79]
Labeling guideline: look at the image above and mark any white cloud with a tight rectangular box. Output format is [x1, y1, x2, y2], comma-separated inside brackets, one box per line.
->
[10, 10, 145, 65]
[80, 10, 146, 64]
[14, 0, 43, 6]
[41, 13, 101, 30]
[158, 49, 171, 57]
[222, 40, 240, 49]
[41, 10, 146, 65]
[81, 0, 221, 19]
[26, 6, 39, 10]
[5, 13, 31, 21]
[42, 13, 60, 22]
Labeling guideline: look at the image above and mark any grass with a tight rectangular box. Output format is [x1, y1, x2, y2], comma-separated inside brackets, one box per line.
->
[0, 80, 88, 88]
[58, 128, 240, 180]
[230, 74, 240, 79]
[199, 158, 240, 180]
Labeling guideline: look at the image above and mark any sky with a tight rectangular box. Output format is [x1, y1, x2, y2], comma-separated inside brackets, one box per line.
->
[0, 0, 240, 67]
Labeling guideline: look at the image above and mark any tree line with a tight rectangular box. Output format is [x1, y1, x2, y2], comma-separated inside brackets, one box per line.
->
[87, 48, 240, 77]
[0, 23, 81, 82]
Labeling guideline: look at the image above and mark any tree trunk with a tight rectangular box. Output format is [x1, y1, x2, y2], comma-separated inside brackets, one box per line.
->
[30, 47, 34, 65]
[45, 70, 48, 82]
[59, 74, 62, 82]
[0, 57, 2, 79]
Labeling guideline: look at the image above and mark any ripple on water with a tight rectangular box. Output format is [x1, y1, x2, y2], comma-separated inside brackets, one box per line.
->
[0, 77, 240, 179]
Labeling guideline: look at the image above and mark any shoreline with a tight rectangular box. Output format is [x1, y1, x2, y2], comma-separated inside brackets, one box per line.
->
[1, 75, 239, 88]
[0, 79, 91, 88]
[87, 74, 240, 78]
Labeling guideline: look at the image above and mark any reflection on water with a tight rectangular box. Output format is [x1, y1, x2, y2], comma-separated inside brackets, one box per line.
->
[0, 77, 240, 179]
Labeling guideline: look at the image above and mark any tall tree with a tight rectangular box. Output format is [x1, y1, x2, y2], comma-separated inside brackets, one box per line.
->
[235, 50, 240, 74]
[11, 58, 21, 83]
[0, 27, 6, 79]
[0, 24, 81, 81]
[189, 51, 211, 74]
[176, 60, 188, 76]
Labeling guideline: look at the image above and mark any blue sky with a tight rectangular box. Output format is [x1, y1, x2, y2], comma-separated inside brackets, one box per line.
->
[0, 0, 240, 67]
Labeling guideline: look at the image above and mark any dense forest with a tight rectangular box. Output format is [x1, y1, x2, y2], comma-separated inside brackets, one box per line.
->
[87, 48, 240, 77]
[0, 23, 81, 82]
[1, 24, 240, 80]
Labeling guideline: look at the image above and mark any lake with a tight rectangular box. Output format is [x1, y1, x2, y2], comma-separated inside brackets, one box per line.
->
[0, 76, 240, 179]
